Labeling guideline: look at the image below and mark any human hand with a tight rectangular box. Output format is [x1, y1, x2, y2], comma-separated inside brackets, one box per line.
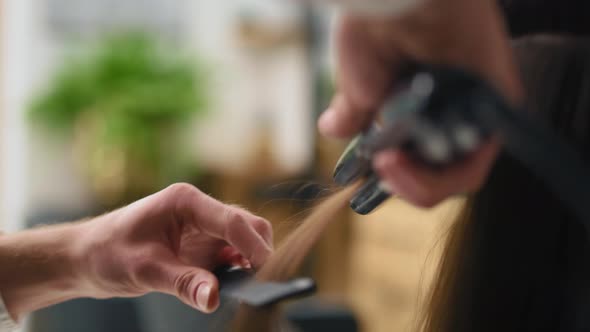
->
[77, 183, 273, 313]
[320, 0, 523, 207]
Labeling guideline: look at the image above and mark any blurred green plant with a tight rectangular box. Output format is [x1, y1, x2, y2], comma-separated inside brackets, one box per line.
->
[29, 32, 208, 206]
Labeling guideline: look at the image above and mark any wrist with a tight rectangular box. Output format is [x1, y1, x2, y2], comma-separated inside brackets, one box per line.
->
[0, 222, 89, 320]
[71, 211, 136, 300]
[61, 222, 95, 297]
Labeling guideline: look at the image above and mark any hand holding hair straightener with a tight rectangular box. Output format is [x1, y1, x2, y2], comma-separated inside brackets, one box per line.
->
[333, 64, 590, 232]
[319, 0, 523, 209]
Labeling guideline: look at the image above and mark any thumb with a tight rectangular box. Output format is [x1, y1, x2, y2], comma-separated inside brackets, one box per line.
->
[152, 260, 220, 313]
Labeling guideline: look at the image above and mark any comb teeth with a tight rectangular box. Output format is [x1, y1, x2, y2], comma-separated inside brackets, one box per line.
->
[215, 267, 317, 307]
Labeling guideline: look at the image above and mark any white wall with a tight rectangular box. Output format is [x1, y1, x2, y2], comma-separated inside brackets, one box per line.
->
[188, 0, 314, 175]
[2, 0, 98, 227]
[1, 0, 36, 232]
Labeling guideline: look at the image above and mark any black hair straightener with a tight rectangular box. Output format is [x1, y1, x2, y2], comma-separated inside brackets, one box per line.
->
[332, 64, 590, 226]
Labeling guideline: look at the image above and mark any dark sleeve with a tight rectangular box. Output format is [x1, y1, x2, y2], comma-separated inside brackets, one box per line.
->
[500, 0, 590, 37]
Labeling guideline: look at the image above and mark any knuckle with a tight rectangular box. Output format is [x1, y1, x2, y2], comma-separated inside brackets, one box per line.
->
[166, 183, 201, 199]
[251, 218, 272, 236]
[223, 210, 248, 239]
[166, 183, 204, 216]
[225, 210, 247, 228]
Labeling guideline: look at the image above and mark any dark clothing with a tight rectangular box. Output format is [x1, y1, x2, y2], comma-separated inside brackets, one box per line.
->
[500, 0, 590, 37]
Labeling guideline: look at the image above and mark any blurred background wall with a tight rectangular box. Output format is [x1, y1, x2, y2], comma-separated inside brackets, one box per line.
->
[0, 1, 458, 331]
[1, 0, 316, 222]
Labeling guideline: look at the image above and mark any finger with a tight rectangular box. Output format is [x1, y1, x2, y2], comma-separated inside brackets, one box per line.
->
[224, 206, 273, 248]
[320, 17, 398, 138]
[247, 214, 274, 249]
[218, 246, 251, 268]
[138, 256, 220, 313]
[319, 94, 374, 138]
[221, 206, 274, 249]
[336, 16, 397, 112]
[381, 169, 439, 208]
[373, 141, 500, 207]
[170, 185, 273, 268]
[211, 205, 272, 268]
[374, 141, 500, 192]
[375, 151, 444, 207]
[217, 246, 240, 262]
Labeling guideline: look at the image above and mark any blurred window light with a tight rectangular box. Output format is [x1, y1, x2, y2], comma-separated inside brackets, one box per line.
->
[44, 0, 188, 39]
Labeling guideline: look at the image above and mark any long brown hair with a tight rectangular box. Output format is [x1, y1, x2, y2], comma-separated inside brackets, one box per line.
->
[230, 185, 361, 332]
[423, 36, 590, 332]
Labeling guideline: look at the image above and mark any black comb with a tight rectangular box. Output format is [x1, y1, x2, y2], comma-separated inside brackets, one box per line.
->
[214, 267, 317, 307]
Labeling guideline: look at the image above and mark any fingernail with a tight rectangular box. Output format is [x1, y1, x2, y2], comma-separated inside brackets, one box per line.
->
[240, 258, 252, 269]
[196, 283, 212, 312]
